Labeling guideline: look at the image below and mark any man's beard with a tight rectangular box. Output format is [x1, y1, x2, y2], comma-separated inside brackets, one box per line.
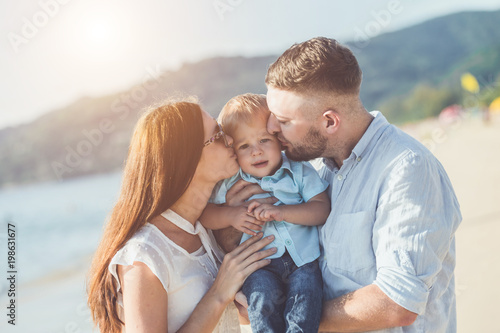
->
[284, 127, 327, 162]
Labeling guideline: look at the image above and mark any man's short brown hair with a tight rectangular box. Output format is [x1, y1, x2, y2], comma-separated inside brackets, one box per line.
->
[265, 37, 362, 96]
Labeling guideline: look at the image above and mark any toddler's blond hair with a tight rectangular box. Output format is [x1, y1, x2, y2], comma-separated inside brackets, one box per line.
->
[218, 93, 270, 136]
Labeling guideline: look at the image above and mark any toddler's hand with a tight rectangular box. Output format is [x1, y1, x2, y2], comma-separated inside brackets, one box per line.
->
[247, 202, 284, 222]
[230, 206, 266, 236]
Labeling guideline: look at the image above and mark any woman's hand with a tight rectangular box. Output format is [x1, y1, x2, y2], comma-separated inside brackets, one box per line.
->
[208, 232, 277, 306]
[176, 233, 275, 332]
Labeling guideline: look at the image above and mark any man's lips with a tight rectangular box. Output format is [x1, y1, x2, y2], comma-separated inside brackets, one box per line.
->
[252, 161, 269, 168]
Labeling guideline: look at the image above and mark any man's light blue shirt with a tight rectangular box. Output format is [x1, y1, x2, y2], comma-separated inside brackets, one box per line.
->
[317, 111, 462, 332]
[211, 153, 329, 266]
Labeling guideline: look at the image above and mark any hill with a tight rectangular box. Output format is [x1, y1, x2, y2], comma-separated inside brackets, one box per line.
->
[0, 56, 275, 187]
[354, 10, 500, 109]
[1, 10, 499, 187]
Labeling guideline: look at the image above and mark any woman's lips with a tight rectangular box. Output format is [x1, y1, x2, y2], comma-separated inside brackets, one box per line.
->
[252, 161, 268, 168]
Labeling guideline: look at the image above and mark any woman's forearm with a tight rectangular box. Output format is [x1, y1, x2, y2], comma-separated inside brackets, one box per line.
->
[179, 233, 277, 332]
[177, 287, 230, 333]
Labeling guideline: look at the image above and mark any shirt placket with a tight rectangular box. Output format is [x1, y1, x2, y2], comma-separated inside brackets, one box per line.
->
[274, 220, 301, 264]
[330, 156, 355, 202]
[259, 177, 286, 257]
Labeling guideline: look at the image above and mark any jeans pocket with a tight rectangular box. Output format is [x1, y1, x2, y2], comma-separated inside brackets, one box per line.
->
[325, 211, 375, 274]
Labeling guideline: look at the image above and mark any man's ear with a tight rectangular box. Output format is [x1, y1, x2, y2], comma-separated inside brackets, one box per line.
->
[322, 110, 340, 134]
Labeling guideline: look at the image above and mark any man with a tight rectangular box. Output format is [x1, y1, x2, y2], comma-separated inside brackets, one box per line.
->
[219, 37, 461, 332]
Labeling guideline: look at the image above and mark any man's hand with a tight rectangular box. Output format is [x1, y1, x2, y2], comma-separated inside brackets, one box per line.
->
[225, 179, 278, 207]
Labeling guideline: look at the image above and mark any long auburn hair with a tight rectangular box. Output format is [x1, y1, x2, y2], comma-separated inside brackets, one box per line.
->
[87, 100, 205, 333]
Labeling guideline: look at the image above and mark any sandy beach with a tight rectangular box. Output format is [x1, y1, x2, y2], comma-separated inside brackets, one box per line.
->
[410, 113, 500, 333]
[2, 113, 499, 333]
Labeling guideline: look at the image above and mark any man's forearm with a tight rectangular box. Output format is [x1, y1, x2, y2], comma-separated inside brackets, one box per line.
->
[319, 284, 417, 332]
[213, 226, 243, 253]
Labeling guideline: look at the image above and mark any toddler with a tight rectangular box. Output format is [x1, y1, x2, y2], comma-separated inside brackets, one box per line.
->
[201, 93, 330, 333]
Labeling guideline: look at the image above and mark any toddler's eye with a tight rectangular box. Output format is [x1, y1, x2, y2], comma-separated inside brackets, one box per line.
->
[260, 139, 270, 143]
[238, 144, 248, 150]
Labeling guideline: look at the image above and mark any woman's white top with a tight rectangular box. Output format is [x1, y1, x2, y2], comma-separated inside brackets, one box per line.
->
[109, 209, 240, 332]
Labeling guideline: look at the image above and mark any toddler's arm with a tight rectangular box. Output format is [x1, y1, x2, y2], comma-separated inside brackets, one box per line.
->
[248, 190, 330, 226]
[200, 204, 265, 236]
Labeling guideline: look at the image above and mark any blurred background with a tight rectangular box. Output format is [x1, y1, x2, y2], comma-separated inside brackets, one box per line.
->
[0, 0, 499, 332]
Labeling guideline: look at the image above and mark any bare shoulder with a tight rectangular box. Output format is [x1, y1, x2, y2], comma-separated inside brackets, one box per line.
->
[117, 261, 163, 293]
[119, 261, 169, 332]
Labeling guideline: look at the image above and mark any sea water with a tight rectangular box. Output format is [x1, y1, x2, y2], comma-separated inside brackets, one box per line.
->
[0, 171, 122, 332]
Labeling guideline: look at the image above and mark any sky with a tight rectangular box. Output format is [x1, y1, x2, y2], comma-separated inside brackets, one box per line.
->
[1, 0, 499, 129]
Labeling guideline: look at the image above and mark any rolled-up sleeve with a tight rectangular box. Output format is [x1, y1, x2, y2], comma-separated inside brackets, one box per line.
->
[372, 151, 461, 314]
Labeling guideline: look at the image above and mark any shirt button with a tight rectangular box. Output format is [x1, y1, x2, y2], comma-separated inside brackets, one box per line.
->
[357, 156, 362, 162]
[337, 174, 343, 181]
[285, 239, 292, 246]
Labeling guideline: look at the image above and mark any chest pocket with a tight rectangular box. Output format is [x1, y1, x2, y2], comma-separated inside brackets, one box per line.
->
[324, 211, 375, 274]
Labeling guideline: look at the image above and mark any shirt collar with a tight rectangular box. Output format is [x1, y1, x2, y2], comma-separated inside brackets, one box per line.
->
[351, 111, 390, 159]
[238, 152, 291, 182]
[322, 111, 390, 170]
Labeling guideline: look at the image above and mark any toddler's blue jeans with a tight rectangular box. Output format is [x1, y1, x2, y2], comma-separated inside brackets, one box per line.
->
[241, 251, 323, 333]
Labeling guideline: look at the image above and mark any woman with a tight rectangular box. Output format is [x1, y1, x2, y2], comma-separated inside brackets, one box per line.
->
[87, 99, 276, 332]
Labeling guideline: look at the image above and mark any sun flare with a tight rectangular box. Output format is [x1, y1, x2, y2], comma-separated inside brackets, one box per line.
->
[84, 19, 114, 47]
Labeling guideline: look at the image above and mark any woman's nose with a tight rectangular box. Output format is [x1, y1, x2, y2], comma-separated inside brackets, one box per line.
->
[267, 113, 280, 135]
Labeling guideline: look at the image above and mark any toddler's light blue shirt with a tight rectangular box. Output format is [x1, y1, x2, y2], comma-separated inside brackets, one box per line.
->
[210, 153, 329, 267]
